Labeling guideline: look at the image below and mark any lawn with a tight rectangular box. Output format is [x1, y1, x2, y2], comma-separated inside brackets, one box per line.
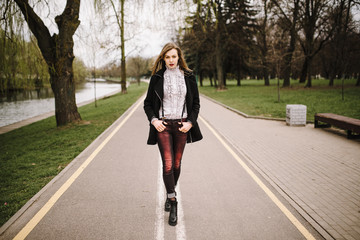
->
[0, 82, 148, 227]
[199, 78, 360, 120]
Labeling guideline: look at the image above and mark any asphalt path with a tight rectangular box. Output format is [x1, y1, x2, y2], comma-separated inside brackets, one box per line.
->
[1, 96, 324, 240]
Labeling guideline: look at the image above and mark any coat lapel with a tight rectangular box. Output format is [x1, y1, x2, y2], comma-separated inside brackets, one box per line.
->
[184, 75, 192, 103]
[155, 77, 164, 99]
[154, 70, 165, 100]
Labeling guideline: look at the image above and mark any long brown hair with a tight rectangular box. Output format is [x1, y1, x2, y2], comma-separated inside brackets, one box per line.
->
[151, 42, 192, 75]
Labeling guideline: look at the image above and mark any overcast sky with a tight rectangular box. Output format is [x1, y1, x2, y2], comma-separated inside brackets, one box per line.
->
[73, 0, 359, 68]
[29, 0, 360, 68]
[72, 0, 194, 68]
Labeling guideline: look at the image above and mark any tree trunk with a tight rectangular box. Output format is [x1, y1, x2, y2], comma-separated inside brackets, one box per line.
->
[328, 0, 351, 87]
[263, 62, 270, 86]
[14, 0, 82, 126]
[213, 1, 225, 90]
[213, 69, 218, 88]
[272, 0, 300, 88]
[283, 13, 298, 87]
[261, 35, 269, 86]
[120, 0, 127, 93]
[299, 57, 308, 83]
[329, 74, 335, 86]
[282, 56, 291, 87]
[305, 70, 312, 87]
[137, 76, 140, 86]
[356, 73, 360, 86]
[215, 30, 225, 90]
[299, 0, 332, 87]
[305, 57, 313, 88]
[236, 69, 241, 86]
[260, 0, 269, 86]
[120, 58, 126, 93]
[51, 72, 81, 125]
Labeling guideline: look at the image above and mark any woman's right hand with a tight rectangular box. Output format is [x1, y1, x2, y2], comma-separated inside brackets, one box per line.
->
[152, 120, 166, 132]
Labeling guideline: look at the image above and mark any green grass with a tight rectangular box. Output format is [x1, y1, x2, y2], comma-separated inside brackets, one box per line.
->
[199, 78, 360, 120]
[0, 82, 147, 227]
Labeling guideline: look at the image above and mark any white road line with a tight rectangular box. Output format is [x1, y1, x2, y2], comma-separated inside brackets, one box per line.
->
[175, 183, 186, 240]
[155, 154, 187, 240]
[199, 115, 316, 240]
[155, 154, 165, 240]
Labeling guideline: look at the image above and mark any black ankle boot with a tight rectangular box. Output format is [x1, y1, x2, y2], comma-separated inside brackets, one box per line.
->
[168, 200, 178, 226]
[165, 198, 171, 212]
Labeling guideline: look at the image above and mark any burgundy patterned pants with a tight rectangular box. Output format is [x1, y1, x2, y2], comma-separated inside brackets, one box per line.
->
[157, 120, 188, 198]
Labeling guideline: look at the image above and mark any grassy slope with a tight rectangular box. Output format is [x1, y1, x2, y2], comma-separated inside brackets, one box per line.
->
[199, 78, 360, 120]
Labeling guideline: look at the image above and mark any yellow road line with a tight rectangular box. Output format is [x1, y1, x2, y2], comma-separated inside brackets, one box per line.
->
[199, 115, 316, 240]
[13, 97, 144, 240]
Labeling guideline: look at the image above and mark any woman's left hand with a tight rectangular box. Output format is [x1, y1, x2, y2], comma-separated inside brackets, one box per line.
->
[178, 122, 192, 133]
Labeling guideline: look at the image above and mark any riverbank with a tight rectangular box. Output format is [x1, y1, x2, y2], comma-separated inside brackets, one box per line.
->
[0, 88, 122, 135]
[0, 80, 123, 128]
[0, 82, 148, 226]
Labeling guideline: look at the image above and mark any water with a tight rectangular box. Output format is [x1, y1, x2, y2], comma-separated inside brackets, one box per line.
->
[0, 79, 121, 127]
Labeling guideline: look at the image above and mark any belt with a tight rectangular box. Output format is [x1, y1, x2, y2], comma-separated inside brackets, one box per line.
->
[159, 118, 187, 122]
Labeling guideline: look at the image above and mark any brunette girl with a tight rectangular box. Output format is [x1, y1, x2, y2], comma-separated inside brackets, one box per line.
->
[144, 42, 202, 226]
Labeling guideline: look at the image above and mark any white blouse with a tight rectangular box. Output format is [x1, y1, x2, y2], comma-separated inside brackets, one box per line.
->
[160, 66, 187, 120]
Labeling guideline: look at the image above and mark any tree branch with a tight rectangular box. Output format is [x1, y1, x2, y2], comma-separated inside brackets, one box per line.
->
[271, 0, 291, 26]
[13, 0, 54, 64]
[55, 0, 81, 37]
[1, 0, 10, 21]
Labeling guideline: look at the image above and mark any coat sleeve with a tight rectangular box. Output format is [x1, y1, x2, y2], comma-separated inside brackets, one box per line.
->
[143, 76, 157, 122]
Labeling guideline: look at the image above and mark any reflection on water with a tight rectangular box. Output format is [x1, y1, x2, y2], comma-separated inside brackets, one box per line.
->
[0, 80, 121, 127]
[1, 88, 54, 102]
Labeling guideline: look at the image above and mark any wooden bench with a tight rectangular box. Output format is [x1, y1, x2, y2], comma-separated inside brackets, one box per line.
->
[314, 113, 360, 139]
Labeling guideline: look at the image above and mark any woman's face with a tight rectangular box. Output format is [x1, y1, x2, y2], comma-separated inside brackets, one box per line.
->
[164, 48, 179, 69]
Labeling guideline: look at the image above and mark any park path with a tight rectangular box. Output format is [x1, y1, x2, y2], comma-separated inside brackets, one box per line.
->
[1, 94, 359, 240]
[199, 96, 360, 240]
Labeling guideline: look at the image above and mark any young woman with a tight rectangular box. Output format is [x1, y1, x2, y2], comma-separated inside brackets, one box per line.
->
[144, 42, 203, 226]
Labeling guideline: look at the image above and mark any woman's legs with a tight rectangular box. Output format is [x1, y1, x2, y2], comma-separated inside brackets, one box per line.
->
[157, 122, 187, 199]
[173, 128, 187, 187]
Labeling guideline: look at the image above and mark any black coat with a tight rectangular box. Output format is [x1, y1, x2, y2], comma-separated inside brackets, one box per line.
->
[144, 68, 203, 145]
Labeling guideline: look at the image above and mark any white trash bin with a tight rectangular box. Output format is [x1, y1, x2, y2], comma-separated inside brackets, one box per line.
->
[286, 104, 307, 126]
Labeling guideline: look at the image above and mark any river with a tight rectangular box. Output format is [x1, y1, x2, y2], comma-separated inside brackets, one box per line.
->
[0, 79, 121, 127]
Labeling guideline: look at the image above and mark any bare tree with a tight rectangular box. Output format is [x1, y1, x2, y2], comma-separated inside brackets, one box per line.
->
[328, 0, 357, 86]
[95, 0, 130, 93]
[127, 56, 149, 85]
[298, 0, 333, 87]
[212, 0, 227, 90]
[118, 0, 126, 93]
[271, 0, 300, 87]
[256, 0, 272, 86]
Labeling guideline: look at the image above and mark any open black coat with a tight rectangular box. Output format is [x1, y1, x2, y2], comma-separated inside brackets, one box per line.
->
[144, 68, 203, 145]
